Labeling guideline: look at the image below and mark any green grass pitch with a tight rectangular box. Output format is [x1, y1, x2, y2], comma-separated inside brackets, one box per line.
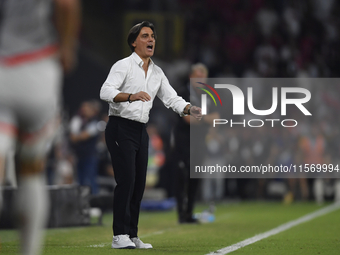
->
[1, 201, 339, 254]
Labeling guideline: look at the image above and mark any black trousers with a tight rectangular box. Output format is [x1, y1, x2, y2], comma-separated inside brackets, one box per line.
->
[174, 129, 203, 221]
[105, 116, 149, 237]
[175, 152, 199, 221]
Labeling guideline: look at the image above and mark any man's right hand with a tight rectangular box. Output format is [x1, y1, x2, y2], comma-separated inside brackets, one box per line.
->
[130, 92, 151, 102]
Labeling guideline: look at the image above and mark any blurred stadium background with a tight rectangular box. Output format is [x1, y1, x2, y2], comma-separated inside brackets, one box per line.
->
[62, 0, 340, 202]
[1, 0, 340, 253]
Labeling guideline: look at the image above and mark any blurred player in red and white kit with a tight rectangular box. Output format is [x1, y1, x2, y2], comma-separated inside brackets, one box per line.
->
[0, 0, 80, 254]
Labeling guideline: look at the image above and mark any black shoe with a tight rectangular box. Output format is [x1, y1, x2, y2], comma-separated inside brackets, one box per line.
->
[179, 216, 199, 224]
[178, 213, 186, 224]
[185, 216, 199, 224]
[179, 218, 186, 224]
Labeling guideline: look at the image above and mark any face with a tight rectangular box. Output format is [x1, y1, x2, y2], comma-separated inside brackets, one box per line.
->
[80, 102, 95, 118]
[191, 69, 208, 89]
[190, 69, 207, 79]
[132, 27, 156, 60]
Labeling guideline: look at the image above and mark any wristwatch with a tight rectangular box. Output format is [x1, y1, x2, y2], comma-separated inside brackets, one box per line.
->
[187, 105, 192, 115]
[128, 94, 133, 103]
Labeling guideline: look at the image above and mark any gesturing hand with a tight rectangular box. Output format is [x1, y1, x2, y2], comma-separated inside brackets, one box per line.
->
[131, 91, 151, 102]
[190, 106, 202, 121]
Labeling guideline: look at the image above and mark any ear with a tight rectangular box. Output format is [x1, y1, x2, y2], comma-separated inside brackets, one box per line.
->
[132, 41, 137, 48]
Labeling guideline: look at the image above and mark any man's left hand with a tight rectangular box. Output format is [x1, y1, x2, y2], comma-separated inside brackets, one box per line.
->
[190, 106, 202, 121]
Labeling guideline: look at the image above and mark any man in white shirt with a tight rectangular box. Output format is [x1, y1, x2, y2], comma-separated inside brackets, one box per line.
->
[100, 21, 202, 249]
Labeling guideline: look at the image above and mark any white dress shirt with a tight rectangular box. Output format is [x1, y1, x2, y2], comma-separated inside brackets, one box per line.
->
[100, 52, 188, 123]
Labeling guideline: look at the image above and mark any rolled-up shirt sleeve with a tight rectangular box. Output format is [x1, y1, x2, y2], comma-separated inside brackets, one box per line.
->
[157, 71, 189, 117]
[100, 60, 128, 103]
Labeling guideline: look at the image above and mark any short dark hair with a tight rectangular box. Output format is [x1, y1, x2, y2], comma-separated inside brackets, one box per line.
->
[127, 21, 156, 52]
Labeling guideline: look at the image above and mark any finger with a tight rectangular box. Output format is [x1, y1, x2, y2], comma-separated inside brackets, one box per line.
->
[193, 109, 200, 115]
[193, 106, 201, 113]
[145, 94, 151, 100]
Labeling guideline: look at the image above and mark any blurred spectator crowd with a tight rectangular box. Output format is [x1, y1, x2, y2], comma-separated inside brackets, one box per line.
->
[182, 0, 340, 78]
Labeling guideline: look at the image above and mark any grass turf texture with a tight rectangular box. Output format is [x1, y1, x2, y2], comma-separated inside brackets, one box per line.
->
[0, 202, 339, 254]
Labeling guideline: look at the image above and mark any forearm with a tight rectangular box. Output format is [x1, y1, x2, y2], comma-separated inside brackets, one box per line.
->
[114, 92, 151, 103]
[55, 0, 81, 49]
[54, 0, 81, 71]
[113, 93, 132, 103]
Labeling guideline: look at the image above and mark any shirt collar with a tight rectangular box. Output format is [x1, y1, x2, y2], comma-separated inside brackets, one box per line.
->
[132, 52, 154, 67]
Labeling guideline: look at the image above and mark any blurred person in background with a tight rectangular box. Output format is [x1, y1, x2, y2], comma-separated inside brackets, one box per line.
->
[173, 63, 219, 223]
[100, 21, 202, 249]
[0, 0, 80, 254]
[299, 124, 326, 204]
[201, 127, 226, 202]
[97, 115, 115, 179]
[286, 124, 326, 203]
[145, 124, 165, 188]
[69, 100, 101, 194]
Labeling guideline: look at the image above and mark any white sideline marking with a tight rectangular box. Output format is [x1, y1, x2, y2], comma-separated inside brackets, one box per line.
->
[140, 230, 165, 238]
[86, 212, 231, 248]
[87, 243, 108, 248]
[206, 202, 340, 255]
